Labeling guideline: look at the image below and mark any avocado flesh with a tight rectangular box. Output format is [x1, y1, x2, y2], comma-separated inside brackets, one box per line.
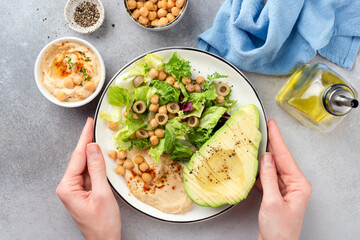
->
[183, 104, 262, 207]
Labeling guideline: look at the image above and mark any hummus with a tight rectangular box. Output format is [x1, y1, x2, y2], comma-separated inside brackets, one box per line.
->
[124, 148, 193, 214]
[39, 41, 100, 102]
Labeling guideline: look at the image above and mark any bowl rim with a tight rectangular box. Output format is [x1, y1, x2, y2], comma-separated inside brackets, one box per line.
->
[123, 0, 188, 31]
[93, 46, 268, 224]
[64, 0, 105, 34]
[34, 36, 106, 108]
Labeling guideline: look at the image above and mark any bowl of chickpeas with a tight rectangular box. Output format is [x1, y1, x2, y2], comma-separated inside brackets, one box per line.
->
[124, 0, 188, 30]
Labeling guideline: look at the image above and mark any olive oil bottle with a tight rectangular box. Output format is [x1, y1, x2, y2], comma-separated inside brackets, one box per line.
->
[276, 64, 358, 132]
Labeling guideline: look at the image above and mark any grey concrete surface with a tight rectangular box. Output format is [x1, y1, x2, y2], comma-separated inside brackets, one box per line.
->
[1, 1, 359, 239]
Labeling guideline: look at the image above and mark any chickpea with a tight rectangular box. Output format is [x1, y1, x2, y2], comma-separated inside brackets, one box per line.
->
[139, 7, 149, 17]
[137, 2, 144, 9]
[134, 155, 145, 164]
[189, 145, 198, 153]
[158, 105, 168, 114]
[150, 135, 159, 145]
[108, 150, 117, 160]
[194, 84, 201, 93]
[117, 151, 127, 160]
[150, 94, 159, 104]
[155, 128, 166, 138]
[149, 103, 159, 112]
[157, 8, 167, 18]
[139, 162, 149, 172]
[175, 0, 185, 8]
[167, 0, 175, 8]
[182, 76, 191, 85]
[153, 5, 158, 11]
[151, 19, 159, 26]
[173, 81, 180, 89]
[186, 83, 194, 92]
[216, 95, 225, 104]
[64, 78, 75, 89]
[149, 68, 159, 79]
[148, 130, 155, 137]
[115, 159, 125, 165]
[129, 133, 136, 140]
[123, 110, 128, 118]
[139, 15, 149, 25]
[144, 1, 155, 10]
[73, 75, 83, 85]
[133, 9, 141, 18]
[160, 0, 167, 9]
[196, 76, 205, 85]
[159, 17, 169, 26]
[157, 1, 162, 8]
[171, 6, 181, 16]
[166, 13, 175, 22]
[108, 121, 118, 131]
[123, 160, 134, 169]
[84, 81, 96, 91]
[115, 165, 125, 175]
[132, 113, 140, 119]
[150, 118, 159, 128]
[148, 11, 157, 21]
[165, 76, 175, 85]
[57, 54, 65, 63]
[158, 71, 167, 81]
[127, 0, 137, 10]
[142, 172, 152, 184]
[150, 0, 158, 3]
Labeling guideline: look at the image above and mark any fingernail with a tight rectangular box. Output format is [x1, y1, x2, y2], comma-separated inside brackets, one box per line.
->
[262, 153, 273, 167]
[87, 143, 99, 158]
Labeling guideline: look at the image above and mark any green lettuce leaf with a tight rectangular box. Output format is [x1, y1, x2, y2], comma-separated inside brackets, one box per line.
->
[108, 86, 130, 108]
[113, 118, 146, 141]
[170, 141, 193, 161]
[151, 80, 180, 105]
[167, 117, 191, 140]
[99, 106, 123, 123]
[199, 106, 227, 129]
[164, 124, 176, 152]
[112, 137, 131, 151]
[188, 128, 213, 147]
[189, 86, 217, 102]
[135, 86, 152, 104]
[178, 101, 205, 119]
[207, 72, 229, 81]
[163, 52, 191, 80]
[128, 138, 151, 151]
[179, 82, 189, 102]
[149, 138, 166, 164]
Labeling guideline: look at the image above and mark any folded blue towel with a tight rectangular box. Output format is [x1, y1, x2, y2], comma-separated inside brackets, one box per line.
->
[198, 0, 360, 75]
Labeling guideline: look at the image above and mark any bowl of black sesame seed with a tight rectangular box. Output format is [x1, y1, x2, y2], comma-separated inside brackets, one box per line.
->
[64, 0, 105, 34]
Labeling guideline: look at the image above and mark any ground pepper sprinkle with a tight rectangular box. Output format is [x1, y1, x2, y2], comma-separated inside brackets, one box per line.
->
[74, 1, 100, 28]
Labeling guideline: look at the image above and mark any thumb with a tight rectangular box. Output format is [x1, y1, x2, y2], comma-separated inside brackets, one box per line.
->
[260, 153, 282, 201]
[86, 143, 109, 192]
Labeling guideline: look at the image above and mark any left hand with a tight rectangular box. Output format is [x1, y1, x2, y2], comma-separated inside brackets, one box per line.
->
[56, 118, 121, 240]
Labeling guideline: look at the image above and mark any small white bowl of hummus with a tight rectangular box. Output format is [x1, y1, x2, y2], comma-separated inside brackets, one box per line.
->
[35, 37, 105, 107]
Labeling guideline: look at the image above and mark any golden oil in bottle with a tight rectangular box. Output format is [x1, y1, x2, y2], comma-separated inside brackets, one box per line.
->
[276, 64, 358, 132]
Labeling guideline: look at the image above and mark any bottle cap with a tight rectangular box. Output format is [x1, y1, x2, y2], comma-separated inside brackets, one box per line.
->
[323, 84, 358, 116]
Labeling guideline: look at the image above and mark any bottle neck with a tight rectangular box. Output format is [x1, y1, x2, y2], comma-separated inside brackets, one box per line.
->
[323, 84, 358, 116]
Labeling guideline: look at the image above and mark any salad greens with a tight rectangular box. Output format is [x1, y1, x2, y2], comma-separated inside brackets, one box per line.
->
[100, 52, 237, 163]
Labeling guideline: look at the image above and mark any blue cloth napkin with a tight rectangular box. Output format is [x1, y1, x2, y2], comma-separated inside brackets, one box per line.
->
[198, 0, 360, 75]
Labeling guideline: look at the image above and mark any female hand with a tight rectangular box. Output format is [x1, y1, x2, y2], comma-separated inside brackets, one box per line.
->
[56, 118, 121, 240]
[257, 119, 312, 240]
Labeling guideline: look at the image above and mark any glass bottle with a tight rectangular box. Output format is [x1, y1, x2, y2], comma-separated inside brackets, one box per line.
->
[276, 64, 358, 132]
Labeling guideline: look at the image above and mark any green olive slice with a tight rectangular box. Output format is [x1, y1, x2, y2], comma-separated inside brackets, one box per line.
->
[217, 83, 230, 96]
[155, 113, 168, 125]
[166, 102, 180, 113]
[187, 116, 199, 128]
[136, 129, 149, 139]
[133, 101, 146, 114]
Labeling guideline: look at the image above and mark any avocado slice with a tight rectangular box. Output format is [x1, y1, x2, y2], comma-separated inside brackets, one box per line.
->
[183, 104, 262, 207]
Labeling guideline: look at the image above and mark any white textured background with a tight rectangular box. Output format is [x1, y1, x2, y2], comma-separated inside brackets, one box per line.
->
[0, 1, 359, 239]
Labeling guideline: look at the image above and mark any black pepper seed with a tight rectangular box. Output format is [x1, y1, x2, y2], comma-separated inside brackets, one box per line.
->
[74, 1, 100, 28]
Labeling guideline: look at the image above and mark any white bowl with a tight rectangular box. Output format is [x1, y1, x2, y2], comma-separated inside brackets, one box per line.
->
[64, 0, 105, 34]
[123, 0, 188, 31]
[34, 37, 106, 108]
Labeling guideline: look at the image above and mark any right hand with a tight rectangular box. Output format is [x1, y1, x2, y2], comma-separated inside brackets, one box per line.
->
[256, 119, 312, 240]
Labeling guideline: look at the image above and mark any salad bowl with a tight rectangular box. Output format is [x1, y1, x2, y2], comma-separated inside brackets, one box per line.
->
[94, 47, 268, 223]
